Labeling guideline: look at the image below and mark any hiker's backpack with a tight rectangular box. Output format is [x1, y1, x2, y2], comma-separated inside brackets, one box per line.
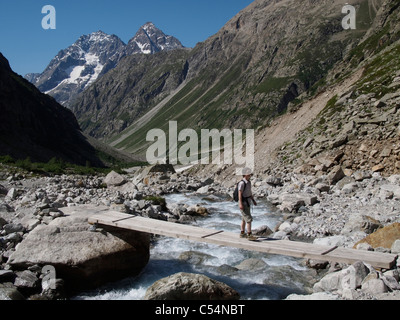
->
[233, 180, 247, 202]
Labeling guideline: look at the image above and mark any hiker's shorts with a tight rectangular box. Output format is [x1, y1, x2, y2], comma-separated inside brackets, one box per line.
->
[240, 202, 253, 223]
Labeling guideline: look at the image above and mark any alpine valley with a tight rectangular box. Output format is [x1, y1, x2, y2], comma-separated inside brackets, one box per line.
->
[17, 0, 400, 180]
[68, 0, 399, 167]
[1, 0, 400, 302]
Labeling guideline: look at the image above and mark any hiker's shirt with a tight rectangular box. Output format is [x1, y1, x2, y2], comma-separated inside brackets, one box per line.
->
[238, 179, 252, 206]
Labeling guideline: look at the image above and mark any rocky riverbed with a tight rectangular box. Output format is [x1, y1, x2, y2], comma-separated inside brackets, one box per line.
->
[0, 162, 399, 300]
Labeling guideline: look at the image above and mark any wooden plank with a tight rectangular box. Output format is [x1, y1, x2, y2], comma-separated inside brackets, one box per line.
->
[88, 212, 398, 269]
[89, 212, 216, 240]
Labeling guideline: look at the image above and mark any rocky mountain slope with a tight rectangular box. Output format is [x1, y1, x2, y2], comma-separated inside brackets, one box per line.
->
[26, 23, 184, 106]
[72, 49, 190, 140]
[257, 0, 400, 177]
[191, 0, 400, 185]
[71, 0, 379, 157]
[0, 53, 103, 166]
[0, 52, 139, 167]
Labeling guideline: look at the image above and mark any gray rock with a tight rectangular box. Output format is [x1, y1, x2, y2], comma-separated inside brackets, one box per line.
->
[14, 270, 40, 291]
[353, 170, 372, 182]
[144, 272, 240, 300]
[330, 135, 348, 149]
[235, 258, 268, 271]
[391, 239, 400, 254]
[313, 271, 343, 292]
[3, 232, 23, 243]
[313, 262, 370, 293]
[0, 217, 7, 229]
[253, 225, 273, 237]
[8, 205, 150, 292]
[341, 213, 381, 235]
[278, 192, 317, 212]
[0, 185, 7, 196]
[186, 205, 209, 217]
[0, 283, 25, 300]
[315, 183, 330, 192]
[327, 166, 345, 185]
[103, 171, 126, 187]
[196, 185, 209, 194]
[361, 278, 389, 295]
[341, 261, 370, 290]
[178, 251, 215, 265]
[381, 275, 400, 291]
[3, 223, 25, 235]
[0, 270, 16, 282]
[6, 188, 18, 200]
[266, 176, 283, 186]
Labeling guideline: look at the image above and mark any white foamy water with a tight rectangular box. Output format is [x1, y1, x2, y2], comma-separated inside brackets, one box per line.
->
[74, 193, 314, 300]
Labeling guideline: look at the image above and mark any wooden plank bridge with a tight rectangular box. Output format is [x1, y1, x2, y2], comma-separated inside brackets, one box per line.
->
[88, 211, 398, 269]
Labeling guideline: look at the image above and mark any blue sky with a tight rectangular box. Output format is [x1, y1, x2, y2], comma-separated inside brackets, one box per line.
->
[0, 0, 254, 76]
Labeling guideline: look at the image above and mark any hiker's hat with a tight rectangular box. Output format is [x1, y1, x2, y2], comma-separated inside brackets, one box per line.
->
[242, 167, 253, 176]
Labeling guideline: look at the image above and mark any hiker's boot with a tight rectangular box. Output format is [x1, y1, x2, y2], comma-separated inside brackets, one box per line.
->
[240, 232, 246, 238]
[247, 233, 258, 241]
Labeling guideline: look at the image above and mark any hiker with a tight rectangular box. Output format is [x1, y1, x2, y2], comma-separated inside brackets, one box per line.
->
[238, 167, 257, 240]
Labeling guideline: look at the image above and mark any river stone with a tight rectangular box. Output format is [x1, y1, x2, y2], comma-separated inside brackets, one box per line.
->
[353, 223, 400, 249]
[0, 283, 25, 300]
[14, 270, 40, 294]
[361, 278, 389, 295]
[178, 251, 216, 265]
[144, 272, 240, 300]
[103, 170, 126, 187]
[186, 205, 209, 217]
[235, 258, 268, 271]
[8, 205, 150, 293]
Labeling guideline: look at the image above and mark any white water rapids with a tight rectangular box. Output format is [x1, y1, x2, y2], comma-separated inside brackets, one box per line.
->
[74, 193, 316, 300]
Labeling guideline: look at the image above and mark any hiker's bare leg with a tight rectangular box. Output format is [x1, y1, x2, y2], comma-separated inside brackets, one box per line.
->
[241, 220, 246, 233]
[247, 222, 252, 234]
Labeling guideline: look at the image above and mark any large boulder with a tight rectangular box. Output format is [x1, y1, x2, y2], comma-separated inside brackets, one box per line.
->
[144, 272, 240, 300]
[354, 223, 400, 249]
[276, 193, 318, 212]
[103, 170, 126, 187]
[326, 166, 345, 185]
[313, 261, 371, 293]
[8, 205, 150, 294]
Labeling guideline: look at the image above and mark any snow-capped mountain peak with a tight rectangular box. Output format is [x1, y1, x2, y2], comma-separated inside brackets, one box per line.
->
[26, 23, 184, 106]
[127, 22, 184, 55]
[30, 30, 126, 105]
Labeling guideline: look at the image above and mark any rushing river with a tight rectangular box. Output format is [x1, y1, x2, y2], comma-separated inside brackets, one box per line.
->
[74, 192, 316, 300]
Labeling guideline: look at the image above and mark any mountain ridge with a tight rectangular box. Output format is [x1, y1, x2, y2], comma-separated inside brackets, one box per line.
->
[25, 22, 184, 106]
